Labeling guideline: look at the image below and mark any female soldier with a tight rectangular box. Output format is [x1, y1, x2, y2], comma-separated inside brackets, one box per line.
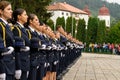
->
[0, 1, 15, 80]
[26, 13, 48, 80]
[12, 8, 30, 80]
[25, 13, 42, 80]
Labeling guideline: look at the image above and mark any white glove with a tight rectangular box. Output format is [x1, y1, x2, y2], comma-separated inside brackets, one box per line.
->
[74, 44, 77, 48]
[1, 46, 14, 56]
[60, 47, 64, 50]
[54, 61, 58, 65]
[37, 66, 39, 69]
[27, 71, 29, 78]
[47, 63, 50, 67]
[20, 46, 30, 52]
[65, 47, 68, 50]
[0, 73, 6, 80]
[57, 47, 60, 50]
[66, 42, 71, 46]
[61, 53, 63, 57]
[15, 70, 22, 79]
[44, 62, 47, 67]
[40, 44, 46, 50]
[78, 45, 84, 49]
[46, 46, 51, 50]
[63, 54, 65, 57]
[52, 44, 57, 50]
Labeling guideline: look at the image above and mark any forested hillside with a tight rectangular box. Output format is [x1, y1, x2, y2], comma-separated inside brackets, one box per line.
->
[52, 0, 120, 22]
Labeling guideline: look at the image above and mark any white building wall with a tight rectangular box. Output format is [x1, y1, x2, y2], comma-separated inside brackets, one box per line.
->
[79, 14, 89, 26]
[48, 10, 71, 26]
[48, 10, 89, 29]
[98, 15, 110, 27]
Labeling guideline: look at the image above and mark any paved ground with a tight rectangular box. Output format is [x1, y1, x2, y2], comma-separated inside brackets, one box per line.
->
[62, 53, 120, 80]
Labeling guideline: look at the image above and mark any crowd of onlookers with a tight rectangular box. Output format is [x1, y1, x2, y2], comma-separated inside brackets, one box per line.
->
[82, 43, 120, 55]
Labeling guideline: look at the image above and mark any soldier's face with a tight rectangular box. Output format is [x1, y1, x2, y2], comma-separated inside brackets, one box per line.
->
[18, 11, 28, 24]
[0, 4, 13, 20]
[31, 15, 40, 27]
[55, 32, 60, 39]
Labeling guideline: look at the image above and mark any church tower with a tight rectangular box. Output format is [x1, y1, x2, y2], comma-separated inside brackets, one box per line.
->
[83, 5, 91, 17]
[98, 5, 110, 27]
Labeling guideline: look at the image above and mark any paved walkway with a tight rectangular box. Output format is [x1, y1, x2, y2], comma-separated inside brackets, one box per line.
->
[62, 53, 120, 80]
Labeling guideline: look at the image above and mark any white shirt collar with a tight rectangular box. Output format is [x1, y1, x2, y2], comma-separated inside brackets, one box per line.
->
[0, 18, 8, 24]
[17, 22, 24, 28]
[28, 26, 35, 32]
[37, 31, 42, 35]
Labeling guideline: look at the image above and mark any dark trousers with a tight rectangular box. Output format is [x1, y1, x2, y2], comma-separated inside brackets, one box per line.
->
[6, 74, 15, 80]
[21, 71, 28, 80]
[37, 65, 45, 80]
[28, 67, 37, 80]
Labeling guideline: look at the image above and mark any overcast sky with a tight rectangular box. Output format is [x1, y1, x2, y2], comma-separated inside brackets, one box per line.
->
[106, 0, 120, 4]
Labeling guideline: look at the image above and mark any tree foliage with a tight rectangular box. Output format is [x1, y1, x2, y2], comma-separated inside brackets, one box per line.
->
[56, 17, 65, 30]
[8, 0, 52, 23]
[66, 17, 76, 36]
[46, 19, 54, 30]
[106, 21, 120, 43]
[96, 20, 106, 43]
[86, 17, 98, 45]
[76, 19, 86, 42]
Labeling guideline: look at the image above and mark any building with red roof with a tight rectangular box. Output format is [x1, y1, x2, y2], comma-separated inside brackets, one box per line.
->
[47, 2, 89, 29]
[98, 5, 110, 27]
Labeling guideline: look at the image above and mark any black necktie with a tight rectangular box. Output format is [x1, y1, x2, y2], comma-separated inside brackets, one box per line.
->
[34, 31, 38, 36]
[21, 28, 27, 35]
[6, 24, 11, 31]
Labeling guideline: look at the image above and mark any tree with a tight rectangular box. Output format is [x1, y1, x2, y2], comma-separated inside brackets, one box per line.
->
[9, 0, 52, 23]
[66, 17, 76, 36]
[46, 19, 54, 30]
[106, 21, 120, 43]
[66, 17, 72, 34]
[56, 17, 65, 30]
[96, 20, 106, 43]
[76, 19, 86, 42]
[86, 17, 98, 46]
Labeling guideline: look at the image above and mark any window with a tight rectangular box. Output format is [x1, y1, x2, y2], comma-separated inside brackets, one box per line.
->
[62, 12, 64, 15]
[66, 13, 68, 16]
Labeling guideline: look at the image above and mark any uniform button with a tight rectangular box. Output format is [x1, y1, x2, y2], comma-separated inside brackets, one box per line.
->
[28, 55, 30, 58]
[13, 57, 15, 60]
[37, 66, 39, 69]
[36, 57, 37, 59]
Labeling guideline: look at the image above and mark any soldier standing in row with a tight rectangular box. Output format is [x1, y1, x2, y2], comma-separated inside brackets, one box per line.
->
[0, 1, 15, 80]
[12, 8, 30, 80]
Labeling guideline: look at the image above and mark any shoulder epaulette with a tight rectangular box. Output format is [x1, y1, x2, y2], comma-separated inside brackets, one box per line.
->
[11, 25, 14, 31]
[26, 29, 31, 40]
[13, 25, 22, 38]
[0, 22, 6, 47]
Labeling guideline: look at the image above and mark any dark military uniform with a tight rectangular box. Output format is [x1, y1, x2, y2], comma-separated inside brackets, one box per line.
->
[0, 19, 15, 80]
[26, 26, 41, 80]
[36, 33, 47, 80]
[0, 38, 7, 75]
[28, 38, 41, 80]
[12, 22, 30, 80]
[14, 37, 26, 80]
[58, 35, 68, 74]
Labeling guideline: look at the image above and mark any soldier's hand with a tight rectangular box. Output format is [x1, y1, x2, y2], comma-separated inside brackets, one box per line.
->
[1, 46, 14, 56]
[15, 70, 22, 79]
[40, 44, 46, 50]
[20, 46, 30, 52]
[46, 46, 51, 50]
[0, 73, 6, 80]
[44, 62, 47, 67]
